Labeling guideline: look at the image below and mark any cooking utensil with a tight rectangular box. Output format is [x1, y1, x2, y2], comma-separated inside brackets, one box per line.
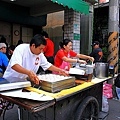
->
[95, 62, 109, 78]
[37, 74, 75, 93]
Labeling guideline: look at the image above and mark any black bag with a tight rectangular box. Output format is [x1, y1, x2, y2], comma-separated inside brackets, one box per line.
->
[114, 74, 120, 88]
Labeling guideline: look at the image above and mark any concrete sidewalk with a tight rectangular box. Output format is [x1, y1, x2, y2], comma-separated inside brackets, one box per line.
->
[99, 98, 120, 120]
[107, 99, 120, 120]
[1, 98, 120, 120]
[0, 105, 19, 120]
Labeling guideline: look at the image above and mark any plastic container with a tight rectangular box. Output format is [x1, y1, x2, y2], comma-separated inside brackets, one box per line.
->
[86, 65, 94, 74]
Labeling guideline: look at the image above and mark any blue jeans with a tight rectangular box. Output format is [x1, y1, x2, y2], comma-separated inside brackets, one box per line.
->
[116, 87, 120, 99]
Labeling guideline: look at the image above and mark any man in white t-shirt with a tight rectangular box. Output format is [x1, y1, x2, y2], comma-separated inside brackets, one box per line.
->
[3, 34, 66, 85]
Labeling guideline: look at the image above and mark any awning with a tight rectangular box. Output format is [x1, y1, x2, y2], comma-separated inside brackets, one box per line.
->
[51, 0, 89, 14]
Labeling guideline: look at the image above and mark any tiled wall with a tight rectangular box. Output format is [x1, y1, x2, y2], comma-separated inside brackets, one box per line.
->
[64, 9, 80, 53]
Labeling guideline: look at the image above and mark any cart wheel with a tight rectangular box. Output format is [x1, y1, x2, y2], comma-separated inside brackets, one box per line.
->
[75, 96, 99, 120]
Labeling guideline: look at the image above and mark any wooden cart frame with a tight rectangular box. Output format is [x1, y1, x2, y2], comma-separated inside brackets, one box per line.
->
[0, 77, 113, 120]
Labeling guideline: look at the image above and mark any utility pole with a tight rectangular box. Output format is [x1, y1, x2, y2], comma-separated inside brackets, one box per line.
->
[107, 0, 119, 73]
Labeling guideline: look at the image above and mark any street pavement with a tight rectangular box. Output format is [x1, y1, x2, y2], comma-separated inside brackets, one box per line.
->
[107, 98, 120, 120]
[1, 98, 120, 120]
[0, 105, 19, 120]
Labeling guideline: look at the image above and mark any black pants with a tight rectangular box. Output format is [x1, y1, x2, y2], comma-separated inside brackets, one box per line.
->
[37, 56, 54, 74]
[45, 56, 54, 74]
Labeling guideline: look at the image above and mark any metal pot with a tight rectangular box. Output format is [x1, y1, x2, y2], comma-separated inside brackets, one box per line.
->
[94, 63, 109, 79]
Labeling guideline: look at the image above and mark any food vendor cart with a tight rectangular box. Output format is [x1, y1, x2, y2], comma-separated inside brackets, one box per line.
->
[0, 76, 113, 120]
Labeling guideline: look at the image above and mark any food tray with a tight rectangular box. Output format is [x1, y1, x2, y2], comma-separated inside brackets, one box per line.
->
[37, 74, 75, 92]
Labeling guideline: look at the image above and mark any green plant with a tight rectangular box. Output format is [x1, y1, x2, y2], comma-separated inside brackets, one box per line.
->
[102, 46, 109, 62]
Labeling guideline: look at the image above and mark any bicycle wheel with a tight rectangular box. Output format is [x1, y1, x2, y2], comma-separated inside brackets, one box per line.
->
[75, 96, 99, 120]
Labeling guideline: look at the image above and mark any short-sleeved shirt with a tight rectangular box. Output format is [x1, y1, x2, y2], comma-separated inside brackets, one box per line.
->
[43, 38, 54, 57]
[54, 49, 77, 67]
[90, 48, 103, 63]
[3, 44, 52, 79]
[0, 52, 9, 73]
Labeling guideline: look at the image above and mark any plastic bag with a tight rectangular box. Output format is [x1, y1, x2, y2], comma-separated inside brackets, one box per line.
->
[102, 95, 109, 112]
[103, 82, 113, 99]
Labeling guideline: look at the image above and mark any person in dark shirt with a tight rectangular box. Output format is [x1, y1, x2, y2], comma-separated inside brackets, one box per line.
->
[16, 39, 23, 47]
[90, 41, 103, 63]
[7, 45, 16, 60]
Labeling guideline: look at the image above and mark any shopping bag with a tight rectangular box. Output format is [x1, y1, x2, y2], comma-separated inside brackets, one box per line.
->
[102, 95, 109, 112]
[103, 83, 113, 99]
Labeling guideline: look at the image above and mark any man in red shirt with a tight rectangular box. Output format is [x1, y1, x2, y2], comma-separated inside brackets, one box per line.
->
[41, 31, 54, 73]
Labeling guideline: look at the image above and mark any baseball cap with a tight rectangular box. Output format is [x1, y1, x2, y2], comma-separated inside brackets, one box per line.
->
[0, 43, 7, 49]
[91, 41, 99, 46]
